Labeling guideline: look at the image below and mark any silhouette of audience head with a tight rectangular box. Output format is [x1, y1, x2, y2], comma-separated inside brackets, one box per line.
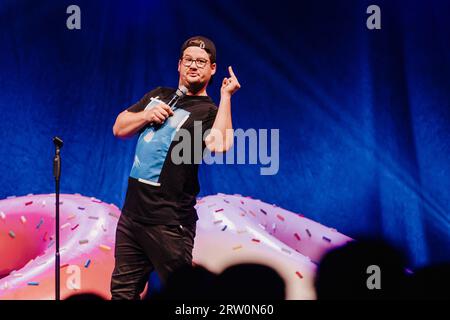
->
[149, 264, 217, 300]
[214, 263, 286, 300]
[65, 292, 105, 300]
[151, 263, 285, 300]
[315, 238, 408, 299]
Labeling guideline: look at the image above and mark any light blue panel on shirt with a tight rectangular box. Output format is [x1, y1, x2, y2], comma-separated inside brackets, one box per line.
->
[130, 98, 190, 186]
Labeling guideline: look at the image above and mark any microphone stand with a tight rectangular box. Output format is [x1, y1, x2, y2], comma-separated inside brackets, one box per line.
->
[53, 136, 63, 300]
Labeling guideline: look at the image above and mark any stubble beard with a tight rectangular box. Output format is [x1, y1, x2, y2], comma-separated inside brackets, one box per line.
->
[185, 79, 207, 95]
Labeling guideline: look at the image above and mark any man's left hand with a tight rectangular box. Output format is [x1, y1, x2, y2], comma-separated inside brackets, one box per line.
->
[221, 66, 241, 98]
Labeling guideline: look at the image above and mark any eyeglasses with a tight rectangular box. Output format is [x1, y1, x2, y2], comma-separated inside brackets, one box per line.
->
[181, 56, 209, 68]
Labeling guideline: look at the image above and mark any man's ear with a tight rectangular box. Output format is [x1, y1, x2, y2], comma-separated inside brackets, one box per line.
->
[178, 59, 181, 72]
[210, 63, 217, 76]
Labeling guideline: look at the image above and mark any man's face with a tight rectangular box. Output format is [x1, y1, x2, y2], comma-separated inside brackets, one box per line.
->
[178, 46, 216, 92]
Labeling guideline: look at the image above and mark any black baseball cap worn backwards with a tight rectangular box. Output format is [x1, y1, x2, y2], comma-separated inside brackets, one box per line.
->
[180, 36, 216, 64]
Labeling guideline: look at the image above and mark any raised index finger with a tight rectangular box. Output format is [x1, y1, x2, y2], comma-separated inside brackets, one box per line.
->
[228, 66, 237, 79]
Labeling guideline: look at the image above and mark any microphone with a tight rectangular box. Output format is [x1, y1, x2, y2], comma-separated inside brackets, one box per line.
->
[53, 136, 64, 149]
[150, 86, 188, 128]
[167, 86, 188, 111]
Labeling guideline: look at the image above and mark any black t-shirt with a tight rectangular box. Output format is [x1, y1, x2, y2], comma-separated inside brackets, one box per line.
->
[122, 87, 218, 224]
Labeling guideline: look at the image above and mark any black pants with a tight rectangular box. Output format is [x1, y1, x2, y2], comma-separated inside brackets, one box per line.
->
[110, 213, 196, 300]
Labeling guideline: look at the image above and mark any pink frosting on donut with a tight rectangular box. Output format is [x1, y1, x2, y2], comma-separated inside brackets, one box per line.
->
[0, 193, 352, 299]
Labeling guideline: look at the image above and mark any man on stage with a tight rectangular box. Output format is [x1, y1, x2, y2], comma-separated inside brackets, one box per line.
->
[111, 36, 240, 299]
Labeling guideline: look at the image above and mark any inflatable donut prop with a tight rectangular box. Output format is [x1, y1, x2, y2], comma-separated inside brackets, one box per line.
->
[193, 194, 353, 299]
[0, 194, 120, 300]
[0, 193, 352, 300]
